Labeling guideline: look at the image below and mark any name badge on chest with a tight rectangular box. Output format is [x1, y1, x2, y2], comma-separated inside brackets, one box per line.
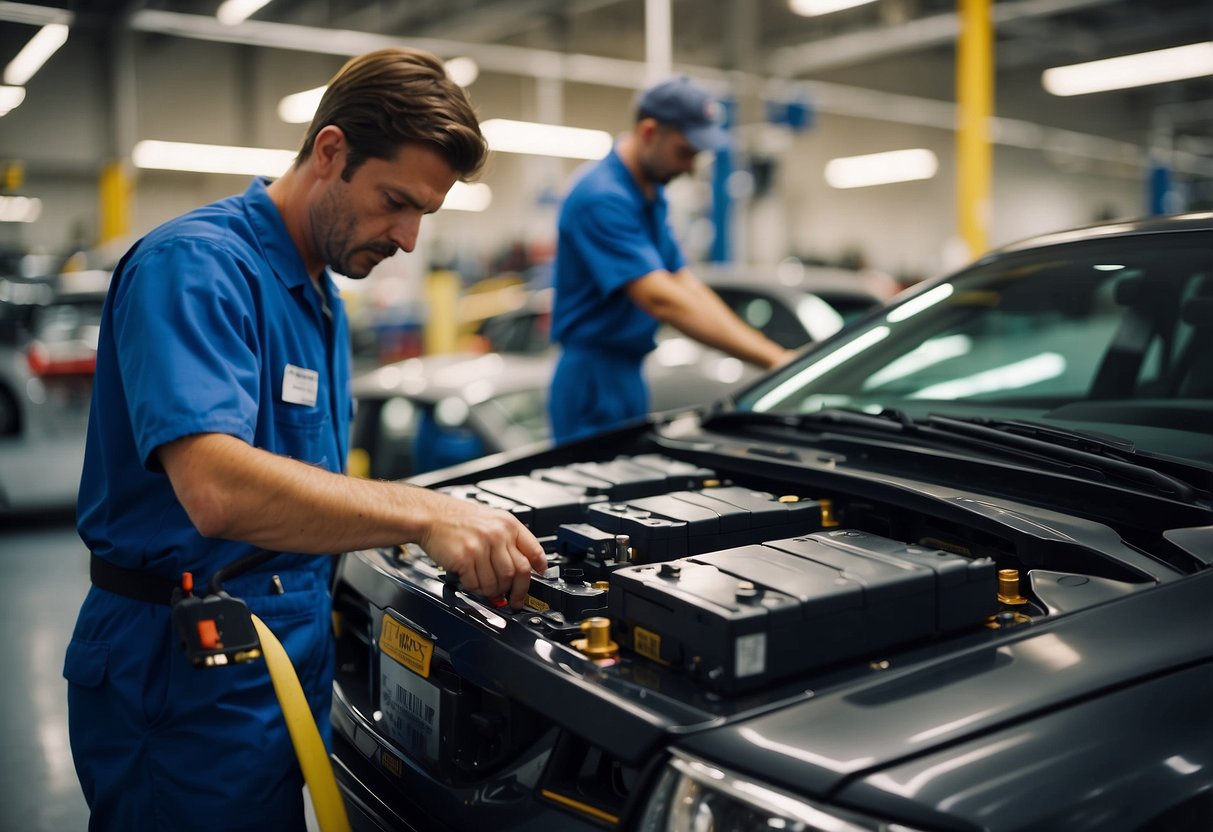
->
[282, 363, 319, 406]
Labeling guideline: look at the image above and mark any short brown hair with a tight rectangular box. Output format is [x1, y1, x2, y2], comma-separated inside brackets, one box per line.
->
[297, 47, 487, 180]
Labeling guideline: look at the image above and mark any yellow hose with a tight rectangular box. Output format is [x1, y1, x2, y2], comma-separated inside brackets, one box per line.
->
[251, 614, 352, 832]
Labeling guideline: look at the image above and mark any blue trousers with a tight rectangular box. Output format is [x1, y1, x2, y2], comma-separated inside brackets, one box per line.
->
[64, 567, 334, 832]
[549, 345, 648, 444]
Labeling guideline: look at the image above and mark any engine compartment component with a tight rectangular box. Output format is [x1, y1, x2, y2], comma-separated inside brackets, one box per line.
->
[610, 529, 995, 691]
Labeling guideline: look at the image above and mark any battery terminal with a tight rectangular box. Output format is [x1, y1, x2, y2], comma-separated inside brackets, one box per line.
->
[997, 569, 1028, 606]
[572, 617, 619, 662]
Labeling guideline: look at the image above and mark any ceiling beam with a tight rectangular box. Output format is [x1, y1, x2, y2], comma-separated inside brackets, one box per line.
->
[768, 0, 1120, 76]
[121, 8, 1212, 177]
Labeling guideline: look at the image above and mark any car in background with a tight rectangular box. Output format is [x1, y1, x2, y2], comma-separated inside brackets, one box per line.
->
[350, 352, 553, 481]
[470, 264, 881, 357]
[352, 265, 883, 479]
[0, 271, 108, 513]
[330, 213, 1212, 832]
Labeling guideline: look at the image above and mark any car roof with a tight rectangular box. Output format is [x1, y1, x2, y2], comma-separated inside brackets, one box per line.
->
[695, 262, 881, 303]
[352, 350, 554, 404]
[986, 211, 1213, 258]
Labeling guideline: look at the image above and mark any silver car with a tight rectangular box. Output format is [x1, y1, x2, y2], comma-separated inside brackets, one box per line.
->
[351, 266, 882, 480]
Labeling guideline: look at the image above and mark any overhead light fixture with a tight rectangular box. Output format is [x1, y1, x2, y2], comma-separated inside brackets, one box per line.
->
[277, 57, 482, 125]
[789, 0, 879, 17]
[132, 140, 296, 176]
[0, 195, 42, 223]
[3, 23, 69, 86]
[443, 182, 492, 212]
[824, 148, 938, 189]
[216, 0, 272, 26]
[130, 139, 492, 211]
[444, 57, 479, 87]
[1042, 41, 1213, 96]
[0, 86, 27, 117]
[278, 85, 325, 124]
[480, 119, 613, 160]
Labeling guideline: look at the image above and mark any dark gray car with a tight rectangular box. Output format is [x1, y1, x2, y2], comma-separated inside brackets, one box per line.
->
[329, 214, 1212, 832]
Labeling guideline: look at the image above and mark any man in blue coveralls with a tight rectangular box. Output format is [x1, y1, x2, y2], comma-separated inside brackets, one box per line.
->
[548, 75, 796, 443]
[64, 48, 547, 831]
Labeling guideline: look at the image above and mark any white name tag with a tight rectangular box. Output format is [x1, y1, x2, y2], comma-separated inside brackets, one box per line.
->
[282, 364, 319, 406]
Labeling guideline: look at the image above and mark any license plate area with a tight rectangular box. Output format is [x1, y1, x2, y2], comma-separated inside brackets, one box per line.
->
[376, 610, 549, 786]
[379, 617, 442, 762]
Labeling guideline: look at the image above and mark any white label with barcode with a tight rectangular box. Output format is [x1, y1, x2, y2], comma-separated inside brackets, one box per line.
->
[380, 656, 440, 760]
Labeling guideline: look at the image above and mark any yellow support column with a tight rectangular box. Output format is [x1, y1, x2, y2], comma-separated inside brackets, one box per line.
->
[956, 0, 993, 259]
[98, 160, 131, 246]
[423, 269, 460, 355]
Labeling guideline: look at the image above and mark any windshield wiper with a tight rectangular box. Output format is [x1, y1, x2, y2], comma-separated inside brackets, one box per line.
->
[700, 406, 1205, 504]
[924, 414, 1201, 502]
[702, 406, 916, 436]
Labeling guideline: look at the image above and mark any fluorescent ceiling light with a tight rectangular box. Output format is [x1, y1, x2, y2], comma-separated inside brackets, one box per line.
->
[1042, 41, 1213, 96]
[0, 195, 42, 223]
[789, 0, 879, 17]
[216, 0, 272, 26]
[481, 119, 612, 160]
[277, 58, 481, 125]
[443, 181, 492, 212]
[444, 57, 479, 87]
[131, 139, 491, 211]
[278, 85, 325, 124]
[132, 140, 296, 176]
[3, 23, 69, 86]
[0, 85, 27, 117]
[824, 148, 938, 189]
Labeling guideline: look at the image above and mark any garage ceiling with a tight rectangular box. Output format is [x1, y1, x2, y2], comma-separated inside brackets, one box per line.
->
[3, 0, 1212, 172]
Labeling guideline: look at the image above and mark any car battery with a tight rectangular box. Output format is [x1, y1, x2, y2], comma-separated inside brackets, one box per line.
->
[531, 455, 717, 502]
[524, 568, 609, 620]
[553, 523, 635, 582]
[437, 484, 534, 527]
[609, 531, 997, 692]
[463, 476, 609, 535]
[793, 529, 997, 632]
[585, 486, 824, 563]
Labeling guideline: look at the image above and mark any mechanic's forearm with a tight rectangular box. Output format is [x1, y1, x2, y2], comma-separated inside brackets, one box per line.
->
[647, 274, 791, 369]
[159, 432, 442, 554]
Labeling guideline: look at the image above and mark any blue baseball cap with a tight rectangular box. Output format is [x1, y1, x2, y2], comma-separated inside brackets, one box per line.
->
[635, 75, 730, 152]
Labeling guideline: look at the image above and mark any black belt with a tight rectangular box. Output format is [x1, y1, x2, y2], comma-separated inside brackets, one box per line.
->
[90, 554, 179, 605]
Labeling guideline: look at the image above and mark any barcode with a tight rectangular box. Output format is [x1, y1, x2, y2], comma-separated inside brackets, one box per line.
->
[394, 685, 436, 726]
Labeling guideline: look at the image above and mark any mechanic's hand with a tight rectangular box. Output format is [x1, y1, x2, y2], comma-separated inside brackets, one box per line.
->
[418, 491, 547, 610]
[771, 347, 799, 370]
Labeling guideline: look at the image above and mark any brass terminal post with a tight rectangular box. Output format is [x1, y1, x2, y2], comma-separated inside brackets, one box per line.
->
[571, 616, 619, 662]
[997, 569, 1028, 606]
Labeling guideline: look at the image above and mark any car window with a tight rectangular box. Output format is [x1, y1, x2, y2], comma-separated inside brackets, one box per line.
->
[739, 234, 1212, 462]
[353, 396, 423, 481]
[715, 288, 810, 349]
[478, 389, 550, 446]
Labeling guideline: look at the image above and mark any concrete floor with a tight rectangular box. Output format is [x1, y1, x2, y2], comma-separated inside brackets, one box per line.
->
[0, 509, 92, 832]
[0, 437, 321, 831]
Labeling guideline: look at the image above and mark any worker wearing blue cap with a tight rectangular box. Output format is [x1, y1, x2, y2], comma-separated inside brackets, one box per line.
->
[548, 75, 795, 443]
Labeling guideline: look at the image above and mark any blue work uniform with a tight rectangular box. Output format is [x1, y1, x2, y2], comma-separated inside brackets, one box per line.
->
[548, 148, 686, 443]
[64, 177, 351, 832]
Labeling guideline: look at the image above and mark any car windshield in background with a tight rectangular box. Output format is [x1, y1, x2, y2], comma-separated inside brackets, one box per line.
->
[736, 230, 1213, 467]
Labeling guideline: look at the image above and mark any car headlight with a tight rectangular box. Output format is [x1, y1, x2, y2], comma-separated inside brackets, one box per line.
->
[639, 751, 922, 832]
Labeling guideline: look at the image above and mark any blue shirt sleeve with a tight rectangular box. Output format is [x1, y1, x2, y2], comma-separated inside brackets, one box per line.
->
[568, 195, 671, 296]
[112, 238, 260, 468]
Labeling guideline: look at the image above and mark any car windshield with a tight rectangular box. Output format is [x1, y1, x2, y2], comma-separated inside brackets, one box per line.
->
[735, 230, 1213, 467]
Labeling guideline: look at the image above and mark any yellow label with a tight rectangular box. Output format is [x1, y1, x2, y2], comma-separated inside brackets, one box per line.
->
[525, 595, 550, 612]
[380, 615, 433, 678]
[633, 625, 666, 664]
[380, 749, 403, 777]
